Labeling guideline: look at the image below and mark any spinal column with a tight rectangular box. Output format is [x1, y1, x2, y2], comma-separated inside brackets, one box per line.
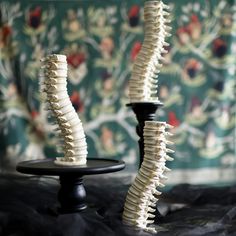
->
[123, 0, 174, 233]
[39, 54, 87, 166]
[122, 121, 174, 233]
[128, 0, 171, 103]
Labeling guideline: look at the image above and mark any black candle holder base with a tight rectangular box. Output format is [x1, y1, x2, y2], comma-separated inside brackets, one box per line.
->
[58, 176, 87, 213]
[16, 158, 125, 213]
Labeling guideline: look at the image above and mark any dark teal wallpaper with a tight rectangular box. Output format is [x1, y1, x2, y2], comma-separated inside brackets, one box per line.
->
[0, 0, 235, 184]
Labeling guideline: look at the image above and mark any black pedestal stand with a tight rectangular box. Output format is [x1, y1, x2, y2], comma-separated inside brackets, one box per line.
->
[16, 158, 125, 214]
[127, 102, 163, 167]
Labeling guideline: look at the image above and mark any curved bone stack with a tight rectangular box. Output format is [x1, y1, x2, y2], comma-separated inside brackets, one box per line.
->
[39, 54, 87, 166]
[122, 121, 174, 233]
[129, 0, 171, 103]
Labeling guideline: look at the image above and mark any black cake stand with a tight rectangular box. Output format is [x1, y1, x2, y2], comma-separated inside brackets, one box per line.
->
[16, 158, 125, 214]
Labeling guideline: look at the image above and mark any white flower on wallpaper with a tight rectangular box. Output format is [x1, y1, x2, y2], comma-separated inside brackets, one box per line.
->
[68, 62, 88, 85]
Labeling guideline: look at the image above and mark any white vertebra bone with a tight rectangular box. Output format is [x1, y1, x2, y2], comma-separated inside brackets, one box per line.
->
[40, 54, 87, 166]
[128, 0, 172, 103]
[123, 120, 174, 233]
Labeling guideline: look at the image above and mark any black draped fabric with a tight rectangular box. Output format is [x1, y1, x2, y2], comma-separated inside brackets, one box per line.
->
[0, 174, 236, 236]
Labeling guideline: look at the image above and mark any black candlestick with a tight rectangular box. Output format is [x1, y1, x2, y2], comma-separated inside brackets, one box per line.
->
[16, 158, 125, 213]
[127, 102, 163, 167]
[58, 175, 87, 212]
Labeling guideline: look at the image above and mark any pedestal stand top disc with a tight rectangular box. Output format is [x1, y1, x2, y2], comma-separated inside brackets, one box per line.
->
[126, 101, 163, 107]
[17, 158, 125, 176]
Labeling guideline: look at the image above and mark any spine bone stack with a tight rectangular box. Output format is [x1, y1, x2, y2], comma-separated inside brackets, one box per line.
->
[128, 0, 171, 103]
[122, 121, 174, 233]
[39, 54, 87, 166]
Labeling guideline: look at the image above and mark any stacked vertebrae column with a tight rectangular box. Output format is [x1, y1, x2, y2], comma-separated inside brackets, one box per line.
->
[129, 0, 171, 103]
[39, 54, 87, 166]
[124, 0, 173, 232]
[122, 121, 174, 233]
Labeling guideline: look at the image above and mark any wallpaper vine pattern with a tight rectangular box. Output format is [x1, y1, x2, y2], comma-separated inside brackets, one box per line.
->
[0, 0, 235, 184]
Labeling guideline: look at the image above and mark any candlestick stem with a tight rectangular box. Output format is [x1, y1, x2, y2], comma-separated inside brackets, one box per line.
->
[127, 102, 163, 167]
[58, 175, 87, 213]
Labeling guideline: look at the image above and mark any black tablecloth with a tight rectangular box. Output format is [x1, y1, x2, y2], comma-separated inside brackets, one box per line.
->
[0, 174, 236, 236]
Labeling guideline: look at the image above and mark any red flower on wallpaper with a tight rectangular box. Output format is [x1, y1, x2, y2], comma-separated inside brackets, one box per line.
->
[130, 41, 142, 61]
[187, 14, 201, 40]
[28, 7, 42, 29]
[67, 52, 86, 69]
[101, 71, 114, 93]
[101, 126, 114, 151]
[99, 37, 114, 59]
[176, 14, 202, 45]
[0, 24, 12, 47]
[190, 96, 201, 112]
[31, 110, 39, 119]
[184, 59, 202, 79]
[128, 5, 140, 27]
[176, 26, 190, 45]
[212, 38, 227, 58]
[162, 45, 172, 65]
[168, 112, 180, 127]
[30, 110, 45, 139]
[70, 91, 84, 112]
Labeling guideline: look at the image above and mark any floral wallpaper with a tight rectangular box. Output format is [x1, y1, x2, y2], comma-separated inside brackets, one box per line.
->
[0, 0, 235, 185]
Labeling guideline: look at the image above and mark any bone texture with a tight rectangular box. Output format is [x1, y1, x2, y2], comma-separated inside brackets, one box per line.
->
[39, 54, 87, 166]
[122, 121, 174, 233]
[128, 0, 171, 103]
